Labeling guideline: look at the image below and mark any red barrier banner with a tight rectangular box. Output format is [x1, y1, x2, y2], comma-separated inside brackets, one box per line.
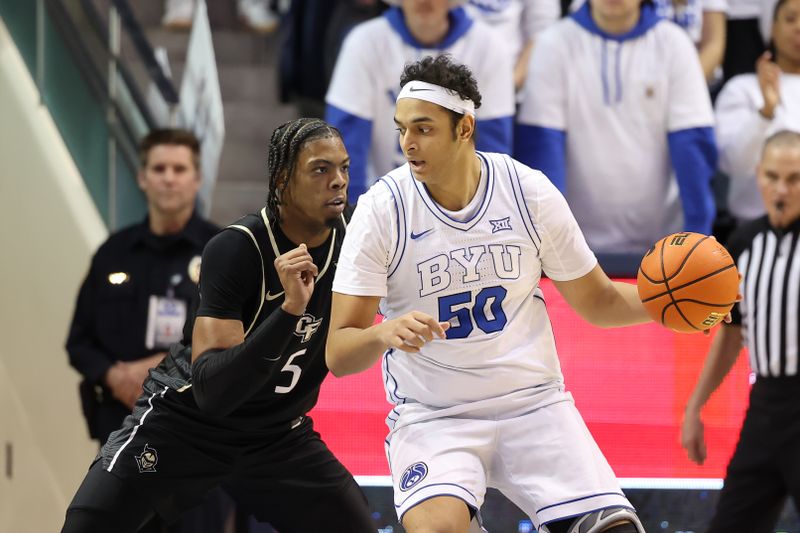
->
[311, 279, 750, 485]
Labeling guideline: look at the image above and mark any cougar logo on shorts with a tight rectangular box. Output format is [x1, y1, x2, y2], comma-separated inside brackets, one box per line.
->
[135, 443, 158, 473]
[399, 462, 428, 491]
[293, 314, 323, 343]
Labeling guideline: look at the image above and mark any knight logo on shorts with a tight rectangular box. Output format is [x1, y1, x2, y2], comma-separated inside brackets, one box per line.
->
[293, 314, 323, 343]
[135, 443, 158, 473]
[399, 462, 428, 491]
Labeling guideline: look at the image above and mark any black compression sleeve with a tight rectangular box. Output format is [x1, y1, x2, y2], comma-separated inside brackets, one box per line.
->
[191, 307, 300, 417]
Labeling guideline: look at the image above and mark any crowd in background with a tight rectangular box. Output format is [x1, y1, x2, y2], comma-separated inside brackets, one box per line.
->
[151, 0, 800, 256]
[275, 0, 800, 256]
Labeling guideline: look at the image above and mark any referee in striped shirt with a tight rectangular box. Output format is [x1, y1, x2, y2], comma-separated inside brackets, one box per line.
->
[681, 130, 800, 532]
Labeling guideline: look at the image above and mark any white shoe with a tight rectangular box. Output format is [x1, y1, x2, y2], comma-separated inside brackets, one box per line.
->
[237, 0, 279, 34]
[162, 0, 194, 30]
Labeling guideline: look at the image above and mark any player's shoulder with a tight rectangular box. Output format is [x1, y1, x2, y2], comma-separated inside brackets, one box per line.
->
[483, 152, 551, 186]
[383, 164, 417, 189]
[224, 212, 264, 236]
[358, 168, 411, 207]
[207, 213, 269, 260]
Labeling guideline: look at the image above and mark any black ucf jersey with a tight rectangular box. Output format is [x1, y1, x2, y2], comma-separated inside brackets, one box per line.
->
[147, 207, 350, 431]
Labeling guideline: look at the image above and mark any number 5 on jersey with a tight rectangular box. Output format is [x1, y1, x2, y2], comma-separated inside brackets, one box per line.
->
[275, 348, 306, 394]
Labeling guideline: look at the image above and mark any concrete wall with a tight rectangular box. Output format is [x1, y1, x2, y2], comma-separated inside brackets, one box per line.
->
[0, 16, 104, 532]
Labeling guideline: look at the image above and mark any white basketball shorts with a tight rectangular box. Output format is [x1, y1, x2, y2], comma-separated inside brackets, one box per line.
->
[385, 394, 633, 529]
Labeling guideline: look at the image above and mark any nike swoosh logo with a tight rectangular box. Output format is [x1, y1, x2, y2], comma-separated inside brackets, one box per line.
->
[409, 86, 433, 92]
[410, 228, 434, 240]
[266, 291, 284, 301]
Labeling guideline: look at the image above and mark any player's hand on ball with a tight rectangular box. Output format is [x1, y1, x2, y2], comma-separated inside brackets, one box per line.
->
[378, 311, 450, 353]
[704, 274, 743, 335]
[275, 244, 318, 315]
[680, 411, 707, 465]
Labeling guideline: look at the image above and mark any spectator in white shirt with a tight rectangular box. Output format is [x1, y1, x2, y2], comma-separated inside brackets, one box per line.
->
[466, 0, 561, 89]
[516, 0, 717, 254]
[716, 0, 800, 222]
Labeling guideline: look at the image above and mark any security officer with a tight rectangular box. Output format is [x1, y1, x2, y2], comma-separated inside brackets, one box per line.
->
[66, 128, 222, 532]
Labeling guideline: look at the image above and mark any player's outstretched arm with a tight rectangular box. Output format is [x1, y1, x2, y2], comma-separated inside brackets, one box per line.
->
[552, 264, 652, 328]
[681, 324, 743, 465]
[326, 293, 449, 377]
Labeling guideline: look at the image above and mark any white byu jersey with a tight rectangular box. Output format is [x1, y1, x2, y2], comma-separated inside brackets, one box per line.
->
[333, 152, 597, 410]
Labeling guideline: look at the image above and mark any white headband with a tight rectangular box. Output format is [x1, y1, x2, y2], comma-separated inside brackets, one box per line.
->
[396, 81, 475, 116]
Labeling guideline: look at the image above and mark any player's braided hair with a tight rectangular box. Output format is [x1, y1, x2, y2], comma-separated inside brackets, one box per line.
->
[265, 118, 343, 222]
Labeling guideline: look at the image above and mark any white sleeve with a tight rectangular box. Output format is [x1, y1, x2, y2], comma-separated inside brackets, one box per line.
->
[665, 25, 715, 131]
[518, 163, 597, 281]
[332, 184, 396, 297]
[517, 24, 568, 128]
[569, 0, 586, 13]
[715, 75, 771, 178]
[325, 24, 378, 120]
[702, 0, 728, 12]
[471, 24, 516, 120]
[715, 74, 800, 175]
[521, 0, 560, 39]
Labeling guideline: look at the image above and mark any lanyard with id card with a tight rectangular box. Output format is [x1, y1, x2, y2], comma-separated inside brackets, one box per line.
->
[145, 274, 187, 350]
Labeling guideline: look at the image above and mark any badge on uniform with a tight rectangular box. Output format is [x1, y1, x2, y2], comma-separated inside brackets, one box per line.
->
[399, 462, 428, 491]
[107, 272, 130, 285]
[145, 294, 187, 350]
[188, 255, 202, 284]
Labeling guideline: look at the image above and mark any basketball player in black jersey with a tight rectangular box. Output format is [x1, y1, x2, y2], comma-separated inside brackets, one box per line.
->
[61, 118, 374, 533]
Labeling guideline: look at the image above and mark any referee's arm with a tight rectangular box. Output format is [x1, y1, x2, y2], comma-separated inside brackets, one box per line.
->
[681, 324, 743, 464]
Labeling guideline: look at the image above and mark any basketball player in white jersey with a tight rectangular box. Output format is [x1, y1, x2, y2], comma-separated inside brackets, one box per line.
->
[327, 54, 653, 533]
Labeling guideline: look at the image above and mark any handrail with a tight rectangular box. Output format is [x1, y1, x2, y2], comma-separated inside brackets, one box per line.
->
[78, 0, 178, 131]
[111, 0, 179, 105]
[44, 0, 142, 176]
[0, 0, 162, 229]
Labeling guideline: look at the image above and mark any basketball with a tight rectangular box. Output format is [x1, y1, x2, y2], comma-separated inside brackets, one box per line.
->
[637, 232, 739, 333]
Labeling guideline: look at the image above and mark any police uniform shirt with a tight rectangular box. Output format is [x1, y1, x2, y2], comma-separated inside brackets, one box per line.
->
[728, 215, 800, 379]
[66, 214, 219, 386]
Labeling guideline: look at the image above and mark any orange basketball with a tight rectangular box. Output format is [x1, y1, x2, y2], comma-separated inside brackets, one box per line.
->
[637, 232, 739, 333]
